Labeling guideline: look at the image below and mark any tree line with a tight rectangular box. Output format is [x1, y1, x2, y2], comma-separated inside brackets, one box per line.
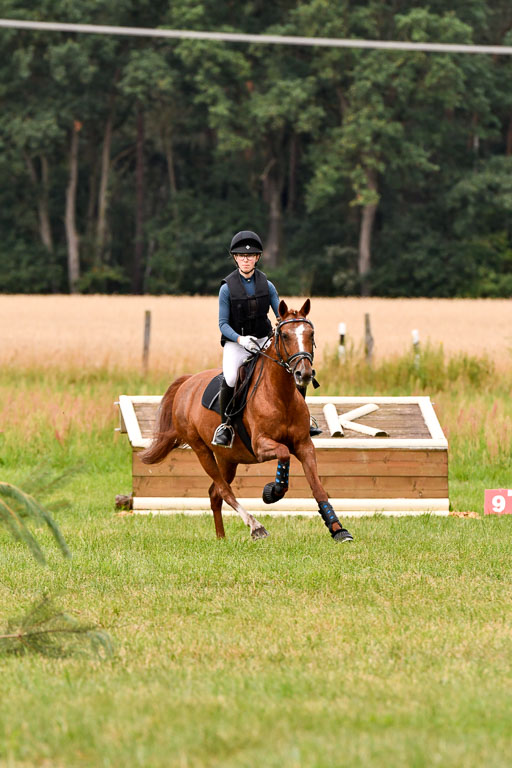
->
[1, 0, 512, 297]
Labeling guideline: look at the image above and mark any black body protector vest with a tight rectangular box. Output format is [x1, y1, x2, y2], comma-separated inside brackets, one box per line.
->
[220, 268, 272, 346]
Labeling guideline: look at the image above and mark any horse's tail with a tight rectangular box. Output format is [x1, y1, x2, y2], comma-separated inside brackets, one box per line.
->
[139, 374, 192, 464]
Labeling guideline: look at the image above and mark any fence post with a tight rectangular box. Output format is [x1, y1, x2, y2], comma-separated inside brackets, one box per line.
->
[142, 309, 151, 374]
[412, 328, 420, 368]
[338, 322, 346, 361]
[364, 313, 374, 364]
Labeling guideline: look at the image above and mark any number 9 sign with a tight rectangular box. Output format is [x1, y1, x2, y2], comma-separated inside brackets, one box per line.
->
[484, 489, 512, 515]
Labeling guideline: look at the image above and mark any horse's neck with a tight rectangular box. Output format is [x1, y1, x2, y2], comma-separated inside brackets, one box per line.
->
[259, 348, 296, 404]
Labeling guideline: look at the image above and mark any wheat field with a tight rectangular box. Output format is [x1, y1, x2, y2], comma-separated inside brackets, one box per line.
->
[1, 295, 511, 372]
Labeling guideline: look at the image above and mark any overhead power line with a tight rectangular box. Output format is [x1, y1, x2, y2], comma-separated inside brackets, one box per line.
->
[1, 18, 512, 55]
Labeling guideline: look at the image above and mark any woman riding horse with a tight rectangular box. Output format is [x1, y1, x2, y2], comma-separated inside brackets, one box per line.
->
[213, 230, 280, 447]
[213, 229, 321, 447]
[140, 290, 354, 544]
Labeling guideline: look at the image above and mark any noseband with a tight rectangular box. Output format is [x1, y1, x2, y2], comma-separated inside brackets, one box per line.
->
[274, 317, 316, 375]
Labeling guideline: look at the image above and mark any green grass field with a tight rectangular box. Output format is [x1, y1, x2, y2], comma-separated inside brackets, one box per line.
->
[1, 351, 512, 767]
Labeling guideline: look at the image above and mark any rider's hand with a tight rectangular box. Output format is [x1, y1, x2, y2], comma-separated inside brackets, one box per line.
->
[238, 335, 260, 353]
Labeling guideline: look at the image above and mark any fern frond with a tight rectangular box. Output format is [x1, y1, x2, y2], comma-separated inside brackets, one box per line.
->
[0, 482, 71, 562]
[0, 497, 46, 564]
[0, 595, 113, 659]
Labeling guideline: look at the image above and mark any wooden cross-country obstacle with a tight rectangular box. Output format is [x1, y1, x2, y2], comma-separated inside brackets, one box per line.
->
[116, 395, 449, 517]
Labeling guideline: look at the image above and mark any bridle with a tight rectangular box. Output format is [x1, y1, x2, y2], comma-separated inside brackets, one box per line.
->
[231, 315, 319, 418]
[274, 317, 316, 376]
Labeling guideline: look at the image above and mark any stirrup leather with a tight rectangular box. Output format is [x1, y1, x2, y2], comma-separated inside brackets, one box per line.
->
[212, 423, 235, 448]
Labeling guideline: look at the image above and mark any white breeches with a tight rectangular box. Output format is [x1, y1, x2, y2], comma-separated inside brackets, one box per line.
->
[222, 338, 268, 387]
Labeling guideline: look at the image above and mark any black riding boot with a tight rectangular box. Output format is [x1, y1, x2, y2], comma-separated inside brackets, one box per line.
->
[211, 381, 235, 447]
[297, 384, 322, 436]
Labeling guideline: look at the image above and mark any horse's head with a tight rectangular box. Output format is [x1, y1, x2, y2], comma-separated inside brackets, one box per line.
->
[275, 299, 315, 387]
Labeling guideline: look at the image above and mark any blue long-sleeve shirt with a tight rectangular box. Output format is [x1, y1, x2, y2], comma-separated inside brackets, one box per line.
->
[219, 273, 280, 343]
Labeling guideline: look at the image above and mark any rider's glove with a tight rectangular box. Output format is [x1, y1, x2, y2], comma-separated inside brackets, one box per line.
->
[238, 335, 260, 353]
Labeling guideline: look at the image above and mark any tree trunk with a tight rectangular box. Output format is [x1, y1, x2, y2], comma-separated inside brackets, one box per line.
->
[286, 133, 297, 214]
[65, 122, 81, 293]
[86, 155, 99, 244]
[469, 112, 479, 154]
[132, 106, 145, 294]
[96, 97, 115, 264]
[506, 114, 512, 157]
[162, 123, 177, 197]
[25, 154, 53, 252]
[358, 168, 378, 297]
[261, 158, 283, 269]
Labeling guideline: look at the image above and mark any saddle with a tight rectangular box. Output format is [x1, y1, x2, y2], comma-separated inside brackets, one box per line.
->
[201, 355, 260, 455]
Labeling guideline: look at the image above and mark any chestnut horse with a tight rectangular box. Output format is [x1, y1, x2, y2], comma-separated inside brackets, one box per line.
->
[140, 299, 353, 543]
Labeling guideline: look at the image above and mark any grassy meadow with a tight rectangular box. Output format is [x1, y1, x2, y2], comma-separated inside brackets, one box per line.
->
[1, 296, 512, 767]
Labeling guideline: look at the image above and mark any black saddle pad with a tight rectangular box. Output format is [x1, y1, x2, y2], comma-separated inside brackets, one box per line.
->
[201, 357, 260, 455]
[202, 373, 224, 414]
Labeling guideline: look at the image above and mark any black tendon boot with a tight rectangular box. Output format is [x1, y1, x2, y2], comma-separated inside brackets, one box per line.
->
[318, 501, 354, 542]
[211, 381, 235, 447]
[297, 384, 322, 436]
[262, 459, 290, 504]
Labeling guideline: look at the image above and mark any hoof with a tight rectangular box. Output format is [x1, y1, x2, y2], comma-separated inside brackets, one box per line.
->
[332, 527, 354, 543]
[251, 526, 269, 540]
[262, 482, 286, 505]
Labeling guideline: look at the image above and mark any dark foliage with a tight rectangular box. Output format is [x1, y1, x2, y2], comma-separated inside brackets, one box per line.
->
[1, 1, 511, 297]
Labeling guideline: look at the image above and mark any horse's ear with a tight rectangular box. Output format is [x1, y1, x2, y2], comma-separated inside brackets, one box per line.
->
[299, 298, 311, 317]
[278, 299, 288, 318]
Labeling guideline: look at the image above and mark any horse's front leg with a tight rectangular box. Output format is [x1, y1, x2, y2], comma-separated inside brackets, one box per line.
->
[252, 435, 291, 505]
[294, 440, 354, 543]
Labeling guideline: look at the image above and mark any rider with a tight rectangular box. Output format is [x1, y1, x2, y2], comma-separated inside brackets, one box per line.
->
[212, 230, 321, 448]
[212, 230, 280, 447]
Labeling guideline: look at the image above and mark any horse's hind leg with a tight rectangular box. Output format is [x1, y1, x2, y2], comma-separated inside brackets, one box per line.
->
[208, 482, 226, 539]
[208, 460, 240, 538]
[192, 441, 269, 540]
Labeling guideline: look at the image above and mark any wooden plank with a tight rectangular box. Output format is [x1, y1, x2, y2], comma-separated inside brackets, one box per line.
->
[278, 488, 448, 499]
[132, 495, 450, 515]
[133, 474, 448, 498]
[133, 447, 448, 463]
[313, 438, 448, 449]
[314, 449, 447, 464]
[133, 458, 447, 479]
[119, 396, 144, 446]
[133, 495, 450, 513]
[132, 449, 448, 477]
[418, 397, 447, 441]
[135, 475, 449, 491]
[133, 461, 448, 479]
[306, 397, 436, 405]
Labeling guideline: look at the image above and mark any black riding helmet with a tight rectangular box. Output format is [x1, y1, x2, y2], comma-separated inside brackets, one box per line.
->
[229, 230, 263, 254]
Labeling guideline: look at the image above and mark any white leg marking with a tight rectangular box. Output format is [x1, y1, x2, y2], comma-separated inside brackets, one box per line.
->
[233, 502, 269, 539]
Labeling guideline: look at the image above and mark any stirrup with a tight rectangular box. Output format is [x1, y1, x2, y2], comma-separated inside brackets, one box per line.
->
[211, 423, 235, 448]
[309, 416, 322, 437]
